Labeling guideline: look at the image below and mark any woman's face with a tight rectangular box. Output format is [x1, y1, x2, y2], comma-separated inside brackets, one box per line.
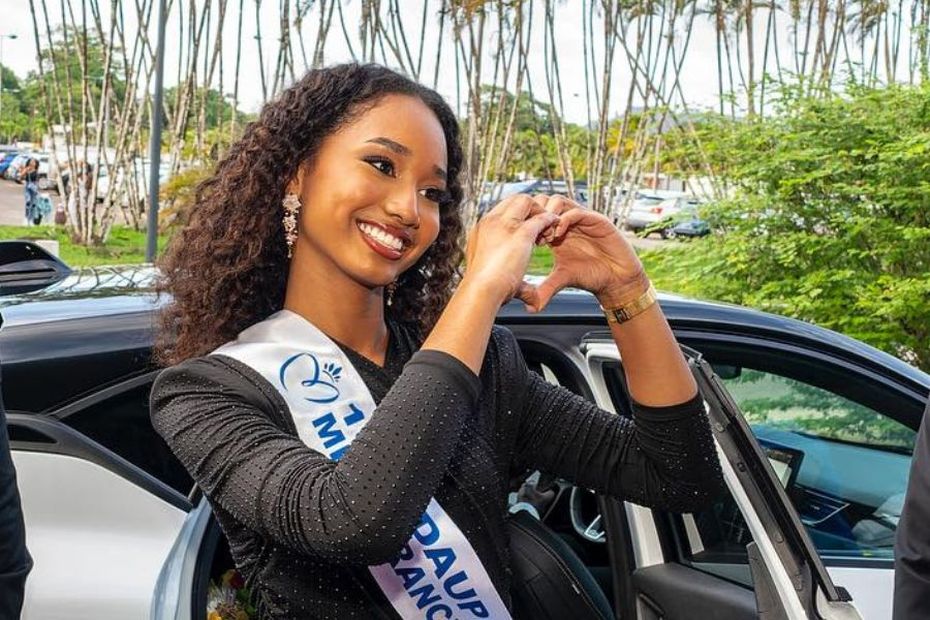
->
[290, 94, 448, 290]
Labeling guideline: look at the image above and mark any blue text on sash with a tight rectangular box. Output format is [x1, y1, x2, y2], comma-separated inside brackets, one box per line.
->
[311, 402, 366, 460]
[390, 510, 490, 618]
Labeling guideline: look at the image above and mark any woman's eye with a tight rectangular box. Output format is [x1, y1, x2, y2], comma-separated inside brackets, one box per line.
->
[365, 157, 395, 177]
[420, 188, 449, 204]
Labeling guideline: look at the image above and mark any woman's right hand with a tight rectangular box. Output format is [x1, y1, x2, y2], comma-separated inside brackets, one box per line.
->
[423, 195, 557, 374]
[463, 194, 560, 306]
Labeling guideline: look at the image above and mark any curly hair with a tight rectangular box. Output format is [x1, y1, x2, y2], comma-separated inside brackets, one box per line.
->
[155, 64, 465, 366]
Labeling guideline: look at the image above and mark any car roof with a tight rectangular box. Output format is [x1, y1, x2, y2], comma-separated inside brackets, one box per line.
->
[0, 265, 164, 412]
[2, 265, 927, 412]
[500, 277, 930, 395]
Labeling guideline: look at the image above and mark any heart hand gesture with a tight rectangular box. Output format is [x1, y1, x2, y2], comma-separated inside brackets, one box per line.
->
[525, 195, 648, 313]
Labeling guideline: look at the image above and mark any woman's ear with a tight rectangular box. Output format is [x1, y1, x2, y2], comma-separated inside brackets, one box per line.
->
[286, 163, 306, 196]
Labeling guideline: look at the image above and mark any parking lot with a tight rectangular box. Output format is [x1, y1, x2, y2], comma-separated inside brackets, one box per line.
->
[0, 178, 30, 225]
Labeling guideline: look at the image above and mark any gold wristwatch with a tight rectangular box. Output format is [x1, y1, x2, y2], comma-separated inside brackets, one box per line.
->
[601, 283, 658, 324]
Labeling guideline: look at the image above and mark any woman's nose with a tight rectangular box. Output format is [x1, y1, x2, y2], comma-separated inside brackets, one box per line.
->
[384, 186, 420, 228]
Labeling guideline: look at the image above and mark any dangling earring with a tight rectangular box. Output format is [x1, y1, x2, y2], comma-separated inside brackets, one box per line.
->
[385, 281, 397, 306]
[282, 192, 301, 258]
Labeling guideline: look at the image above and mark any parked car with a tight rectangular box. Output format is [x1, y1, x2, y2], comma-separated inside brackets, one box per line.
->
[2, 241, 926, 619]
[623, 192, 697, 236]
[478, 179, 589, 215]
[0, 151, 19, 176]
[30, 154, 51, 190]
[60, 158, 171, 206]
[3, 154, 28, 181]
[664, 204, 711, 239]
[3, 153, 52, 189]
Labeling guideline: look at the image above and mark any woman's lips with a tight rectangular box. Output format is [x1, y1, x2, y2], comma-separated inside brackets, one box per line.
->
[357, 221, 406, 260]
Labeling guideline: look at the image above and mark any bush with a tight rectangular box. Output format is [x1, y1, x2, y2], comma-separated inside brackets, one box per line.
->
[159, 165, 212, 232]
[657, 82, 930, 372]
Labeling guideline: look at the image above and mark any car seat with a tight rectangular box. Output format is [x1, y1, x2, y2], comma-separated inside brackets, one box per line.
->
[507, 510, 616, 619]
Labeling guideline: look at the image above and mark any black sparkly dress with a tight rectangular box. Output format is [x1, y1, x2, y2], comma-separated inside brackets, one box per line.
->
[150, 323, 723, 619]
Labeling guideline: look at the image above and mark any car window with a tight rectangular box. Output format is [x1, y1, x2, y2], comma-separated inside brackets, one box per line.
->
[671, 499, 755, 587]
[60, 382, 194, 497]
[718, 367, 913, 561]
[600, 361, 755, 587]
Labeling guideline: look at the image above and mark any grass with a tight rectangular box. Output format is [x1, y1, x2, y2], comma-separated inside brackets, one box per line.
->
[0, 225, 169, 267]
[529, 244, 696, 298]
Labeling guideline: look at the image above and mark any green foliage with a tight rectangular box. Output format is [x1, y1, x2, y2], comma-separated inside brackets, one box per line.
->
[28, 29, 128, 128]
[158, 165, 213, 232]
[0, 64, 35, 143]
[656, 82, 930, 372]
[164, 86, 251, 135]
[723, 369, 915, 451]
[479, 85, 589, 181]
[480, 86, 554, 133]
[504, 126, 588, 181]
[0, 30, 132, 144]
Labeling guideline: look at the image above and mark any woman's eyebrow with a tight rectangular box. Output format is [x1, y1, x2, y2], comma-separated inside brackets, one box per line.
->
[366, 136, 446, 182]
[366, 137, 411, 155]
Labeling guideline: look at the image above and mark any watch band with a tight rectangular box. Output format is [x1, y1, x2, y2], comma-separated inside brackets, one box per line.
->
[601, 283, 658, 324]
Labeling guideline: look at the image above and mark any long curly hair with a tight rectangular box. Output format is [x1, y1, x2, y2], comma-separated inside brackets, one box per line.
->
[155, 64, 465, 366]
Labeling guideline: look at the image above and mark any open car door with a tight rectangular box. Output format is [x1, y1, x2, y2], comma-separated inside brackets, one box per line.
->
[583, 340, 864, 620]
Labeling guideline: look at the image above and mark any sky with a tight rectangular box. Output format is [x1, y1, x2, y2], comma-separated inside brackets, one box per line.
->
[0, 2, 903, 125]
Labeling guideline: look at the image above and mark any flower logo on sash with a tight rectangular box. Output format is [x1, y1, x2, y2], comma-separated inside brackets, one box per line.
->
[279, 352, 341, 404]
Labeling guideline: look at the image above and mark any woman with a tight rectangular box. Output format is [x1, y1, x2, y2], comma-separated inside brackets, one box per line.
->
[151, 63, 723, 619]
[22, 158, 40, 225]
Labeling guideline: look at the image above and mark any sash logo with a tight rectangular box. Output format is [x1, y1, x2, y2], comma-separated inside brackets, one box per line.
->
[279, 352, 365, 460]
[279, 352, 341, 403]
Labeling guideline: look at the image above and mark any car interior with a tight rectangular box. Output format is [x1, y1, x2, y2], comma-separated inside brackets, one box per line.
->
[688, 341, 918, 566]
[598, 358, 763, 619]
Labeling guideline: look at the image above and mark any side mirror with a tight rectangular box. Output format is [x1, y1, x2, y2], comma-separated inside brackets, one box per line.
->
[0, 241, 72, 296]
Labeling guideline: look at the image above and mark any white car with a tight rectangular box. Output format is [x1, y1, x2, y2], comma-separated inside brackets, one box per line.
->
[624, 193, 701, 236]
[3, 244, 925, 619]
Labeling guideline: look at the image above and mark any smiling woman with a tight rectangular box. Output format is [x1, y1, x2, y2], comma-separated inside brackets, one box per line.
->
[151, 63, 724, 619]
[156, 65, 466, 363]
[282, 94, 448, 304]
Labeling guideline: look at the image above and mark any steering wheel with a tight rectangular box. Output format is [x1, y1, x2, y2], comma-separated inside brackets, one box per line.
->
[569, 487, 606, 543]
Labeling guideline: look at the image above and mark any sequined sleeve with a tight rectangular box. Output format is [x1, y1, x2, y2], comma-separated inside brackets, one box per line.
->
[150, 350, 479, 565]
[502, 329, 724, 512]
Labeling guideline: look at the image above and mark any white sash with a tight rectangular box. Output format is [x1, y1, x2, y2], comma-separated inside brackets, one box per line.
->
[214, 310, 512, 620]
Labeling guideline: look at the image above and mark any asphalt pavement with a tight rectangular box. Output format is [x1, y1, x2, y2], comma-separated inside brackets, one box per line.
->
[0, 178, 63, 226]
[0, 179, 28, 226]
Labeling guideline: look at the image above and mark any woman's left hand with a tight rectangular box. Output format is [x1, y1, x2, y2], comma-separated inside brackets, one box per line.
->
[525, 195, 648, 313]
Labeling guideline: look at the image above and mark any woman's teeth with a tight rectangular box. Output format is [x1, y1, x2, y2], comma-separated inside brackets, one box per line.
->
[358, 222, 404, 251]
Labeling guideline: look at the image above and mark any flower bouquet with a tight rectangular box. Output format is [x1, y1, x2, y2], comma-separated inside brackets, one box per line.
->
[206, 569, 256, 620]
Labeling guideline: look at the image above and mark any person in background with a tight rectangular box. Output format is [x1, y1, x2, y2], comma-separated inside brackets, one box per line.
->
[894, 396, 930, 619]
[22, 158, 40, 226]
[0, 366, 32, 619]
